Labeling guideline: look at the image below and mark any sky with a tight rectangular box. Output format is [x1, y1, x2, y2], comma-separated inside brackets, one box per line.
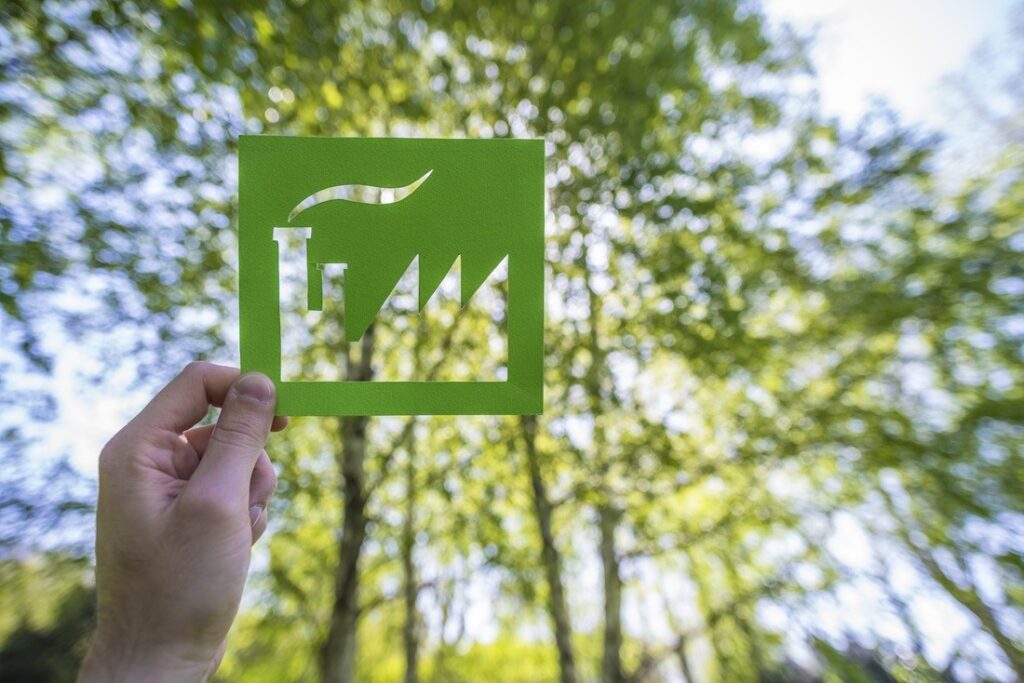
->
[764, 0, 1017, 129]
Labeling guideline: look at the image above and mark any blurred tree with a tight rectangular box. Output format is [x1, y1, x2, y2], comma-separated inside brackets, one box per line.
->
[0, 554, 94, 682]
[1, 1, 1022, 682]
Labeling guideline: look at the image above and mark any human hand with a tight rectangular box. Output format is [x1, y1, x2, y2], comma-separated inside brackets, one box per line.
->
[78, 362, 288, 682]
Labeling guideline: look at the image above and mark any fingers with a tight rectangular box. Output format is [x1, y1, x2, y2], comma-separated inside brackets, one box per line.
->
[249, 451, 277, 544]
[130, 362, 240, 434]
[183, 423, 216, 453]
[183, 373, 276, 513]
[249, 450, 277, 508]
[181, 425, 277, 544]
[184, 417, 287, 464]
[250, 506, 268, 543]
[182, 425, 276, 484]
[128, 362, 289, 436]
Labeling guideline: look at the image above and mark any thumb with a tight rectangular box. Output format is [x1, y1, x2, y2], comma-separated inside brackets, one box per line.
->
[186, 373, 276, 511]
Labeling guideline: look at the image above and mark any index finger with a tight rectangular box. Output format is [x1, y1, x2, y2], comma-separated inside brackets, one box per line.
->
[128, 361, 242, 434]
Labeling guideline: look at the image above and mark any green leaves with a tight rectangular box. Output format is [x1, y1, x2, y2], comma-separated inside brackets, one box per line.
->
[2, 0, 1023, 680]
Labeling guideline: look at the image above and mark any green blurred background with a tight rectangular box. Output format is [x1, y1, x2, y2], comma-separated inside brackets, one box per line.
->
[1, 1, 1022, 681]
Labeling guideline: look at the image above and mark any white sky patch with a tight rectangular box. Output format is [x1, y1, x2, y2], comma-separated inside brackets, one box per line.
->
[764, 0, 1017, 128]
[46, 330, 150, 474]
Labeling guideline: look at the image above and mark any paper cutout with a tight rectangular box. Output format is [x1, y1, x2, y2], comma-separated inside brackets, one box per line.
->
[274, 237, 510, 385]
[238, 136, 544, 416]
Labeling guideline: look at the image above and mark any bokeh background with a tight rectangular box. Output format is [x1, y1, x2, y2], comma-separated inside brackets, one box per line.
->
[2, 1, 1023, 681]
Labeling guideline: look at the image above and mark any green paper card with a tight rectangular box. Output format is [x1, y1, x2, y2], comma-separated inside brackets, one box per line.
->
[238, 135, 544, 416]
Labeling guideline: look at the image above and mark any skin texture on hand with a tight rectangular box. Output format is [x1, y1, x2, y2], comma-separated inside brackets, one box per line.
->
[77, 362, 288, 683]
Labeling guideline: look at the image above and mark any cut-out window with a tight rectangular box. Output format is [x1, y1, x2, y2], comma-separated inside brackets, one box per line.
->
[275, 225, 507, 383]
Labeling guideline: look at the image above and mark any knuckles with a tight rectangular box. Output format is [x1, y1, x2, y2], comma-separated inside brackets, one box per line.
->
[181, 360, 213, 379]
[97, 442, 118, 478]
[97, 430, 131, 478]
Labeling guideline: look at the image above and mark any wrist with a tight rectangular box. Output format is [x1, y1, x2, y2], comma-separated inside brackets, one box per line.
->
[79, 629, 218, 683]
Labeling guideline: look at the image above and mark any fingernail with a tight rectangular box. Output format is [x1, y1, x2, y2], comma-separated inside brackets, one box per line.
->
[250, 504, 265, 527]
[236, 374, 274, 404]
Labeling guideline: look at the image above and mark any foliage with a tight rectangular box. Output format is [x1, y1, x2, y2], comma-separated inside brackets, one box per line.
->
[0, 554, 94, 683]
[1, 1, 1022, 682]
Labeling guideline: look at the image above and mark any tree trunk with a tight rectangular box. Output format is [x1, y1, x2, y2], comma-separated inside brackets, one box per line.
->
[402, 451, 419, 683]
[579, 231, 622, 683]
[686, 549, 727, 679]
[719, 550, 765, 678]
[660, 589, 696, 683]
[599, 504, 624, 683]
[432, 576, 465, 682]
[673, 635, 695, 683]
[321, 326, 375, 683]
[522, 415, 580, 683]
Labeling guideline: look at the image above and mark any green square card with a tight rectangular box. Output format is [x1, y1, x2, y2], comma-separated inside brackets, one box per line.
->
[238, 136, 544, 416]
